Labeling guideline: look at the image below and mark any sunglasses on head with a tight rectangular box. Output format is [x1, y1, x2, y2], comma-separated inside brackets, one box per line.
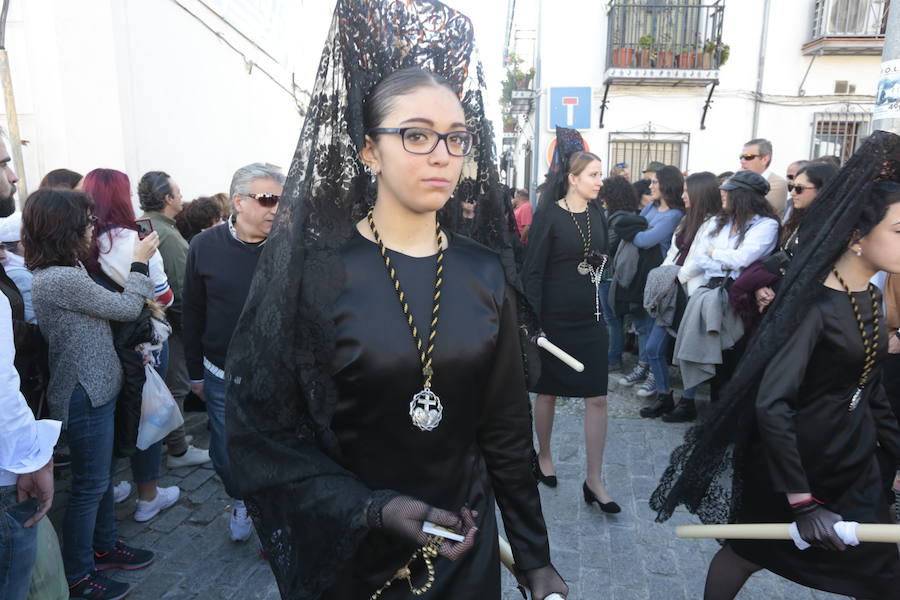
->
[739, 154, 760, 161]
[788, 183, 815, 193]
[246, 193, 280, 207]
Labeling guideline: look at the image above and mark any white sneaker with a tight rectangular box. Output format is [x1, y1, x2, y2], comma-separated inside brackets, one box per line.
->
[230, 500, 253, 542]
[133, 486, 181, 522]
[636, 373, 657, 398]
[113, 481, 132, 504]
[166, 445, 211, 469]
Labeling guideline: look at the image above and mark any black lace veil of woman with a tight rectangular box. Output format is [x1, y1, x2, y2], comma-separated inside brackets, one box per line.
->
[650, 130, 900, 525]
[223, 1, 535, 598]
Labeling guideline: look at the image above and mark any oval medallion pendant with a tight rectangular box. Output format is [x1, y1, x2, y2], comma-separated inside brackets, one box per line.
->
[577, 261, 591, 276]
[410, 388, 443, 431]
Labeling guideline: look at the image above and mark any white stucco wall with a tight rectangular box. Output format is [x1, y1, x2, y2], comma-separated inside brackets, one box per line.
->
[3, 0, 336, 205]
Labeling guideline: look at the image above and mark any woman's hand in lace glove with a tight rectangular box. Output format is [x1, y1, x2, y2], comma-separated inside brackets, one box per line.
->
[368, 493, 479, 560]
[519, 564, 568, 599]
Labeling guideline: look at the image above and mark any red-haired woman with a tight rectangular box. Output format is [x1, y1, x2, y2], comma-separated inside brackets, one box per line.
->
[81, 168, 180, 523]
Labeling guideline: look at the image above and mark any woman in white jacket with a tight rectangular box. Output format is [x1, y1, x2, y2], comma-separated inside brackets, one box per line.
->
[82, 168, 180, 523]
[641, 172, 722, 420]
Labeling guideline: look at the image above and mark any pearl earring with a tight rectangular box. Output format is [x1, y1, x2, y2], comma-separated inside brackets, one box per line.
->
[855, 249, 862, 257]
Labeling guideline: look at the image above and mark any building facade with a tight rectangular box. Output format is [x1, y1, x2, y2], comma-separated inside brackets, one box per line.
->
[5, 0, 334, 204]
[502, 0, 886, 196]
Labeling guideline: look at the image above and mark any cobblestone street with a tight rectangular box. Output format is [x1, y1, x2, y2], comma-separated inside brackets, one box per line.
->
[49, 369, 849, 599]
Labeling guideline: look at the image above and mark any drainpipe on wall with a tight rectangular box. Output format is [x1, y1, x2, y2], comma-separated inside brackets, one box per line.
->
[873, 1, 900, 133]
[530, 0, 542, 212]
[0, 0, 25, 205]
[751, 0, 772, 138]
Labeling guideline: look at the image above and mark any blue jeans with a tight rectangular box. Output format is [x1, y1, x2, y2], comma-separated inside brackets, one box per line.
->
[645, 323, 673, 394]
[632, 308, 654, 366]
[599, 281, 624, 366]
[0, 487, 38, 600]
[123, 341, 169, 484]
[63, 386, 117, 582]
[204, 368, 237, 499]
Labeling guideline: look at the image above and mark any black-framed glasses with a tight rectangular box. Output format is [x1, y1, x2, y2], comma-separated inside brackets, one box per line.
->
[246, 193, 280, 208]
[367, 127, 476, 157]
[739, 153, 760, 161]
[88, 215, 97, 226]
[789, 183, 816, 193]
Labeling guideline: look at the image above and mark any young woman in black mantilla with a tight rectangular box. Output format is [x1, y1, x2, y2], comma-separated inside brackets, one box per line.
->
[221, 2, 568, 599]
[522, 130, 618, 513]
[650, 130, 900, 600]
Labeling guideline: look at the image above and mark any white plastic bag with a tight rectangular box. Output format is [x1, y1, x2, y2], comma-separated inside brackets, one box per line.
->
[136, 363, 183, 450]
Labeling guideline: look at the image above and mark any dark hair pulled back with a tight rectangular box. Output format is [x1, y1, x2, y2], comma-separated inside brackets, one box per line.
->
[138, 171, 173, 212]
[363, 67, 457, 133]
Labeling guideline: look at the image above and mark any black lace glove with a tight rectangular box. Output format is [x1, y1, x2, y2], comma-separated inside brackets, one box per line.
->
[366, 492, 479, 560]
[791, 498, 846, 552]
[520, 564, 568, 599]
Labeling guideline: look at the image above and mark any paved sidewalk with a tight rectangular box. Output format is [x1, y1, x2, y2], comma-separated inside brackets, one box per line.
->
[48, 371, 851, 599]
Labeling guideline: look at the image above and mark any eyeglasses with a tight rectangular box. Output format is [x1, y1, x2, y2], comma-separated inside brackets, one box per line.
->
[246, 193, 280, 208]
[367, 127, 477, 157]
[739, 154, 760, 161]
[88, 215, 97, 226]
[788, 183, 816, 193]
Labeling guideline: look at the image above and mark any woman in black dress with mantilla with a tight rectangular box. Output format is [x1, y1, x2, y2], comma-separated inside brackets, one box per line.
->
[650, 132, 900, 600]
[222, 2, 569, 598]
[523, 146, 618, 512]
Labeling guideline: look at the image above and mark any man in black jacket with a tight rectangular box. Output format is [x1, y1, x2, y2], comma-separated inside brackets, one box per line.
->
[182, 162, 284, 542]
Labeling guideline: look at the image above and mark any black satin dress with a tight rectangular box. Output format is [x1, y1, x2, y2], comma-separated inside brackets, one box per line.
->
[523, 201, 609, 397]
[731, 287, 900, 598]
[323, 231, 551, 599]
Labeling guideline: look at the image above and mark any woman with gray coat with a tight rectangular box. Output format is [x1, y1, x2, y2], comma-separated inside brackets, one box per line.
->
[23, 188, 159, 600]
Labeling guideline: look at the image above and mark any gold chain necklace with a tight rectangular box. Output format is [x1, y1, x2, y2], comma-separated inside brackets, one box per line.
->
[367, 207, 445, 431]
[562, 198, 593, 276]
[832, 268, 880, 412]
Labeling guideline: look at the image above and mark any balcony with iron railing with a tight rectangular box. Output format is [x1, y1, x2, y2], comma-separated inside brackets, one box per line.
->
[802, 0, 888, 55]
[605, 1, 725, 86]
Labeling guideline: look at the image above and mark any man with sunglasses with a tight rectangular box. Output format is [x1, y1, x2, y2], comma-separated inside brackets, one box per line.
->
[181, 162, 284, 542]
[738, 138, 788, 218]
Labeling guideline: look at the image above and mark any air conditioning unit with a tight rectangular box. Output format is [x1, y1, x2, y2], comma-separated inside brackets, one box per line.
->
[834, 80, 856, 94]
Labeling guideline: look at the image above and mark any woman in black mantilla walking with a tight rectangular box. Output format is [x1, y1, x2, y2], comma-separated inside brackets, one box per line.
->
[651, 130, 900, 600]
[222, 2, 568, 599]
[522, 129, 618, 512]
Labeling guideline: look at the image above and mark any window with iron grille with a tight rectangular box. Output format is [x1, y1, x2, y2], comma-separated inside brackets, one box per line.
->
[810, 112, 872, 164]
[608, 131, 690, 173]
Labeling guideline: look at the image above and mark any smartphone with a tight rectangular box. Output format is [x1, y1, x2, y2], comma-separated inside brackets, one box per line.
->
[135, 218, 154, 240]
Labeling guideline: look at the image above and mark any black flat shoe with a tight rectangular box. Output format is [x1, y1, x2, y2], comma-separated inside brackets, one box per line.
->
[532, 456, 558, 488]
[583, 481, 621, 513]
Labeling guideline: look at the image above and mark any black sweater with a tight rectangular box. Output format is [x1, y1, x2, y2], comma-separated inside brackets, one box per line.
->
[182, 223, 264, 381]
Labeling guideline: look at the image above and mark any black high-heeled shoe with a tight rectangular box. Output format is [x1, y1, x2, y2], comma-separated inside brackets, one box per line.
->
[583, 481, 620, 513]
[532, 456, 558, 488]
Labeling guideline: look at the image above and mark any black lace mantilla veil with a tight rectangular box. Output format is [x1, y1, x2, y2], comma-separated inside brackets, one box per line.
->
[649, 130, 900, 526]
[224, 1, 534, 598]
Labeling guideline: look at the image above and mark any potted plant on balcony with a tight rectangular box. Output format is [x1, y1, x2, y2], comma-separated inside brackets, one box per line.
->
[503, 114, 517, 133]
[655, 32, 674, 68]
[702, 40, 730, 69]
[636, 34, 653, 68]
[612, 45, 634, 67]
[677, 45, 696, 69]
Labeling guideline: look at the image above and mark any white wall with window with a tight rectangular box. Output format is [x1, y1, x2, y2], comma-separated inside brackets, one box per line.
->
[505, 0, 883, 193]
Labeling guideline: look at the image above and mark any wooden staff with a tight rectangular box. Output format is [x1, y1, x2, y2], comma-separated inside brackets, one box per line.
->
[535, 336, 584, 372]
[676, 523, 900, 543]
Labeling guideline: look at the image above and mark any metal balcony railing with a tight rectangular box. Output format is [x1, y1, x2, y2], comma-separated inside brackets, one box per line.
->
[810, 0, 888, 40]
[606, 1, 725, 71]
